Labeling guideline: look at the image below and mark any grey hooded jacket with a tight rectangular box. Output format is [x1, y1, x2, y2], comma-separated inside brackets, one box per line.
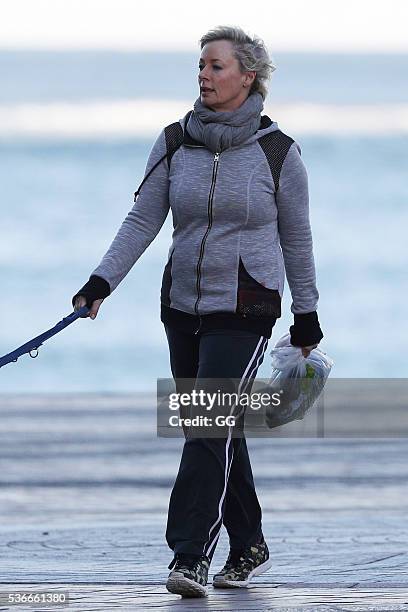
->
[73, 112, 323, 344]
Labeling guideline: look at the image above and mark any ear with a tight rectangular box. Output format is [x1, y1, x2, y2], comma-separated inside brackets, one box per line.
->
[243, 71, 256, 88]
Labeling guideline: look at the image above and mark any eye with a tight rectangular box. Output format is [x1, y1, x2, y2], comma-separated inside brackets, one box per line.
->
[198, 64, 221, 71]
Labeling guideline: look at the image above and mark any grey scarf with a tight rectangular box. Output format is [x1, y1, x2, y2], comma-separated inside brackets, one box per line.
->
[187, 92, 264, 153]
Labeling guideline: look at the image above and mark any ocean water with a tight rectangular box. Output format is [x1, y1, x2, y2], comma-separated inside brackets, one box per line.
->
[0, 51, 407, 392]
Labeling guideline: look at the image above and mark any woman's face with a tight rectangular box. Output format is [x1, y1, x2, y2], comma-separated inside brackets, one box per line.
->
[198, 40, 256, 112]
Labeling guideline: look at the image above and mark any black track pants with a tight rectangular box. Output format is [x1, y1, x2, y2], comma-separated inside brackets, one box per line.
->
[164, 325, 270, 560]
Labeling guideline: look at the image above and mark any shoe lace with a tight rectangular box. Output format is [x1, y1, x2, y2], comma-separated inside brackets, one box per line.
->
[168, 553, 205, 571]
[223, 549, 246, 571]
[225, 540, 265, 570]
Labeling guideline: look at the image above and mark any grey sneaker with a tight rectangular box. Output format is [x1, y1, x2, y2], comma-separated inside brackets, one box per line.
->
[213, 538, 272, 588]
[166, 553, 210, 597]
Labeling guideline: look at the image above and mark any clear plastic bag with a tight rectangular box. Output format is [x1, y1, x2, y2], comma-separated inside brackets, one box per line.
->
[264, 332, 334, 428]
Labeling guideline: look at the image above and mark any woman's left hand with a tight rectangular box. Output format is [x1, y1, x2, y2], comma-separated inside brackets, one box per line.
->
[301, 344, 318, 358]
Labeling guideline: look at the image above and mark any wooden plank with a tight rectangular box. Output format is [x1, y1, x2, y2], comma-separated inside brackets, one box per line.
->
[0, 584, 408, 610]
[0, 393, 407, 609]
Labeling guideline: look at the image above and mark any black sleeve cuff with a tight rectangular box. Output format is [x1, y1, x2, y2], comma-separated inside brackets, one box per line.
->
[290, 311, 324, 347]
[72, 274, 111, 309]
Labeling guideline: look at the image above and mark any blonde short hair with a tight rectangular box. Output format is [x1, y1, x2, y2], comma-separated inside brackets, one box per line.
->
[199, 25, 276, 100]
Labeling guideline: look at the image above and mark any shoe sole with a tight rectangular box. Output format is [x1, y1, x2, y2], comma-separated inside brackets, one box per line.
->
[212, 557, 273, 588]
[166, 572, 208, 598]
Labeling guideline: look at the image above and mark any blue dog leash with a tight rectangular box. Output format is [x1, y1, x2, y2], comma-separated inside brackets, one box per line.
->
[0, 305, 90, 369]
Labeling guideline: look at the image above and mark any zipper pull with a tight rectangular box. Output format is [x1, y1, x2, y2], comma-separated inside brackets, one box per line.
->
[214, 151, 220, 162]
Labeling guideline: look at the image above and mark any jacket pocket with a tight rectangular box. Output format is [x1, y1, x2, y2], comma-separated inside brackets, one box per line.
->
[160, 248, 174, 306]
[236, 257, 281, 318]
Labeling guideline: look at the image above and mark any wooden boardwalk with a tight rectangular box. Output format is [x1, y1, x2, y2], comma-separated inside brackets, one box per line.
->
[0, 392, 407, 610]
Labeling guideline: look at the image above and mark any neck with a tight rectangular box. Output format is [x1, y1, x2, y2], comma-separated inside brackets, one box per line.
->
[203, 93, 251, 113]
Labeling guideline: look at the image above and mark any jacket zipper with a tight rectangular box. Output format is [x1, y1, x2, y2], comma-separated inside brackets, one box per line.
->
[194, 151, 220, 334]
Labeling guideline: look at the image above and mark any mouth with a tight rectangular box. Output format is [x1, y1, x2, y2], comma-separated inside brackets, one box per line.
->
[200, 88, 214, 93]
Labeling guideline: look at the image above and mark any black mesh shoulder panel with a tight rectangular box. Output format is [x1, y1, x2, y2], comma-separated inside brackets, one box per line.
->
[258, 130, 295, 192]
[164, 110, 193, 166]
[164, 122, 184, 167]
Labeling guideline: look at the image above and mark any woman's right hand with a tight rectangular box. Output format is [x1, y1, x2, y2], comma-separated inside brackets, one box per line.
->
[74, 296, 104, 320]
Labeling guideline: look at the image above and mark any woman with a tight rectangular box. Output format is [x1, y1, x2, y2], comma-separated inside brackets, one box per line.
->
[72, 26, 323, 598]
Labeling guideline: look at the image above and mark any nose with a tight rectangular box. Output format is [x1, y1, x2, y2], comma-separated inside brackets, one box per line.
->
[198, 64, 209, 81]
